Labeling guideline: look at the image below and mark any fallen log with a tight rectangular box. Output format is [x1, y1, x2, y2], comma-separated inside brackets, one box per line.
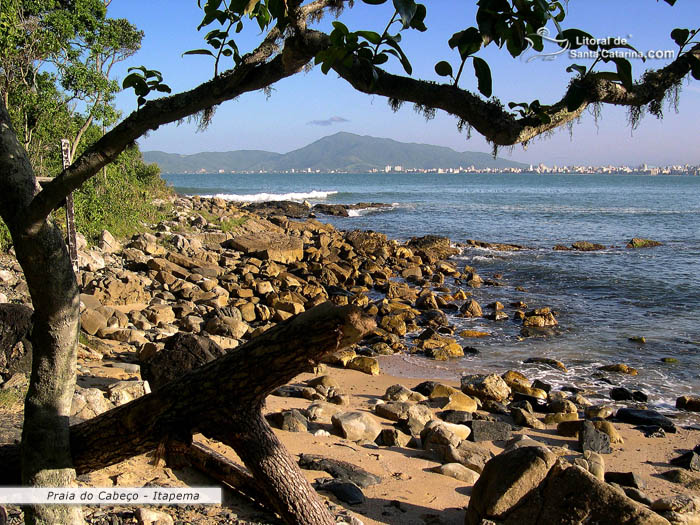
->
[1, 302, 375, 525]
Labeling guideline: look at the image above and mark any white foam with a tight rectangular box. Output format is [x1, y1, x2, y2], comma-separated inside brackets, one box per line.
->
[200, 190, 338, 202]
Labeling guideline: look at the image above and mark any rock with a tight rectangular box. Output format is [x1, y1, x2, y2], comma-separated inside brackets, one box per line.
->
[401, 403, 434, 437]
[547, 399, 577, 414]
[107, 380, 149, 406]
[383, 384, 427, 402]
[579, 421, 612, 454]
[332, 411, 382, 442]
[523, 357, 567, 372]
[466, 447, 669, 525]
[441, 392, 478, 412]
[599, 363, 638, 375]
[615, 407, 676, 433]
[440, 442, 491, 474]
[439, 410, 473, 425]
[266, 409, 308, 432]
[661, 469, 700, 490]
[312, 203, 349, 217]
[99, 229, 121, 253]
[431, 463, 480, 484]
[135, 508, 174, 525]
[511, 407, 545, 430]
[407, 235, 459, 262]
[225, 233, 304, 263]
[670, 451, 700, 472]
[304, 402, 341, 423]
[140, 333, 226, 391]
[677, 396, 700, 412]
[466, 420, 513, 442]
[70, 386, 115, 422]
[421, 420, 467, 452]
[375, 402, 412, 422]
[459, 329, 490, 338]
[605, 472, 646, 490]
[466, 446, 557, 523]
[315, 479, 365, 506]
[298, 454, 381, 488]
[585, 405, 615, 419]
[377, 428, 411, 448]
[627, 238, 662, 248]
[584, 450, 605, 480]
[652, 495, 700, 525]
[459, 299, 483, 317]
[610, 387, 647, 402]
[543, 412, 579, 425]
[571, 241, 606, 251]
[461, 374, 511, 403]
[347, 356, 379, 375]
[80, 308, 108, 336]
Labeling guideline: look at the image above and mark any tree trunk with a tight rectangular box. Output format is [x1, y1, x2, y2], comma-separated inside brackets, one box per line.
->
[0, 303, 374, 525]
[0, 100, 84, 524]
[212, 410, 336, 525]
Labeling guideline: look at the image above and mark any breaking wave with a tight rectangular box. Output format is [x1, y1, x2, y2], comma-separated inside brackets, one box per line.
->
[201, 190, 338, 202]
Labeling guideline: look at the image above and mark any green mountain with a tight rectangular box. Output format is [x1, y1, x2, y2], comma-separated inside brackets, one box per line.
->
[143, 132, 527, 173]
[143, 150, 280, 174]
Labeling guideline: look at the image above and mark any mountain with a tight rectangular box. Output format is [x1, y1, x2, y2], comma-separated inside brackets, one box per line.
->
[143, 150, 281, 174]
[143, 132, 527, 173]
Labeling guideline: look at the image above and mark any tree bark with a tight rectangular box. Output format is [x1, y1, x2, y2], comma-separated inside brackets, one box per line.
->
[0, 302, 374, 525]
[211, 410, 336, 525]
[0, 100, 84, 525]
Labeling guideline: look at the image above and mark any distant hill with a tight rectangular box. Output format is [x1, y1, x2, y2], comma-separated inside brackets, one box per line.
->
[143, 132, 527, 173]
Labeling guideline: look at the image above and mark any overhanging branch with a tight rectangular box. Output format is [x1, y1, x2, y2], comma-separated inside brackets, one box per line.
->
[332, 43, 700, 146]
[23, 30, 328, 231]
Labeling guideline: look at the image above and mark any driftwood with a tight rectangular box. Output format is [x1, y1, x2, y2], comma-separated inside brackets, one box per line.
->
[164, 440, 268, 509]
[0, 303, 375, 525]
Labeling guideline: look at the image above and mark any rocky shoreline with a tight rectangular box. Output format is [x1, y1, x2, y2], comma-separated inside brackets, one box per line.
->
[1, 194, 699, 525]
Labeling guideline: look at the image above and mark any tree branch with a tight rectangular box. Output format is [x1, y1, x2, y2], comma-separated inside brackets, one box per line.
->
[22, 29, 328, 232]
[332, 43, 700, 146]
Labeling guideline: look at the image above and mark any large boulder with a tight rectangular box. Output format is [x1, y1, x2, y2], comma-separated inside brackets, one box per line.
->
[331, 411, 382, 442]
[407, 235, 459, 262]
[461, 373, 511, 403]
[140, 333, 227, 390]
[225, 233, 303, 264]
[465, 447, 670, 525]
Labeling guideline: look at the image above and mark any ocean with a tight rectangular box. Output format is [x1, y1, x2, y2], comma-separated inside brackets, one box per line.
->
[164, 172, 700, 412]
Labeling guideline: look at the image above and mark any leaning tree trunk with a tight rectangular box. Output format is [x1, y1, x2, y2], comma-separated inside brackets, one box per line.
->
[0, 303, 375, 525]
[0, 101, 84, 524]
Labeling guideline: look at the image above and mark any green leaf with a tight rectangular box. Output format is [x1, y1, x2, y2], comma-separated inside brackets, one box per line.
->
[434, 60, 453, 77]
[393, 0, 418, 29]
[472, 56, 492, 98]
[566, 64, 587, 76]
[448, 27, 482, 59]
[356, 30, 382, 45]
[663, 0, 677, 5]
[671, 28, 690, 47]
[611, 57, 633, 90]
[385, 35, 412, 74]
[183, 49, 216, 57]
[409, 4, 427, 32]
[362, 0, 388, 3]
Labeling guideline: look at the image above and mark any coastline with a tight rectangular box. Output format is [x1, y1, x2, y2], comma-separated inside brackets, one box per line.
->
[1, 193, 699, 524]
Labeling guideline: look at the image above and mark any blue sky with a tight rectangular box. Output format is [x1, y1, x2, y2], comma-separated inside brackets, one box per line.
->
[107, 1, 700, 166]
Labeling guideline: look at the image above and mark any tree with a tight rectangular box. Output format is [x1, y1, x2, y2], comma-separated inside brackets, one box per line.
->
[0, 1, 698, 524]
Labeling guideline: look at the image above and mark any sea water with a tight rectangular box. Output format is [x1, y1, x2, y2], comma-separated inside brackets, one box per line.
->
[165, 172, 700, 411]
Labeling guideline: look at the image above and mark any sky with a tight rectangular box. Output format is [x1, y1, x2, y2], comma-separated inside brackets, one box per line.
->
[106, 1, 700, 166]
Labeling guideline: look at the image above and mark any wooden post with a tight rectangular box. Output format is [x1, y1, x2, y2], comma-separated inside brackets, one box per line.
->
[60, 139, 79, 273]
